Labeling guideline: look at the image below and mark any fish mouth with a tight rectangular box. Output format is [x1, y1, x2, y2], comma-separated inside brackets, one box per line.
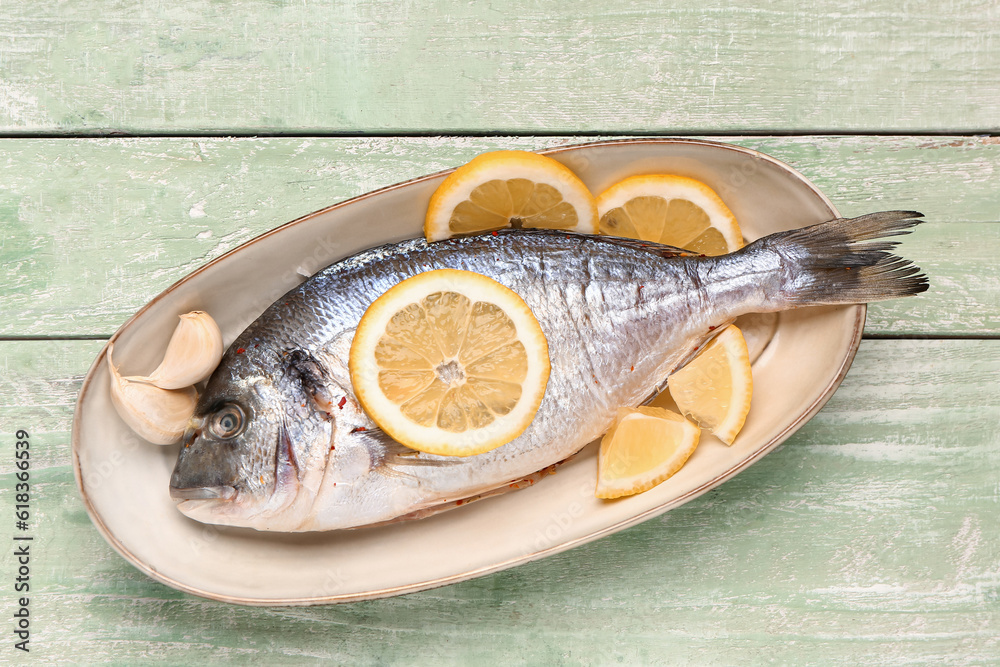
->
[169, 485, 237, 501]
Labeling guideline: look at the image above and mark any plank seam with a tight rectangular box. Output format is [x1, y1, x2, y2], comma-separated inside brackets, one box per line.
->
[0, 336, 112, 342]
[861, 333, 1000, 340]
[0, 130, 997, 140]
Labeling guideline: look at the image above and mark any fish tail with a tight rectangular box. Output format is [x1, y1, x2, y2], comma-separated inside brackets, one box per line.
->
[750, 210, 929, 307]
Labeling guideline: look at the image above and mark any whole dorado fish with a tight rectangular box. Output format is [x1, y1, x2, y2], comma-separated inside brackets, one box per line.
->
[170, 211, 927, 531]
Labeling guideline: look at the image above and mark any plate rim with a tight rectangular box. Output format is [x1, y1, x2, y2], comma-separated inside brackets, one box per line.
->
[71, 137, 864, 606]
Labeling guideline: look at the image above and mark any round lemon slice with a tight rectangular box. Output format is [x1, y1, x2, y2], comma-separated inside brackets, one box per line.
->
[595, 174, 743, 255]
[424, 150, 598, 242]
[596, 406, 701, 499]
[349, 269, 550, 457]
[667, 324, 753, 446]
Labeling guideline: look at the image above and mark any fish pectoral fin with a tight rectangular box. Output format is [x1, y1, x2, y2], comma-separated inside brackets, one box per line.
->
[385, 450, 464, 468]
[275, 420, 301, 484]
[365, 460, 572, 527]
[352, 426, 463, 469]
[383, 439, 464, 469]
[376, 464, 422, 482]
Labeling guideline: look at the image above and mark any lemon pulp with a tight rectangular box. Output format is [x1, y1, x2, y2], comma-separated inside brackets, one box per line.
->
[596, 406, 701, 499]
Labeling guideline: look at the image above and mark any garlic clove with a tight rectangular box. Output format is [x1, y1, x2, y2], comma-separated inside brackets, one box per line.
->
[108, 343, 198, 445]
[127, 310, 223, 390]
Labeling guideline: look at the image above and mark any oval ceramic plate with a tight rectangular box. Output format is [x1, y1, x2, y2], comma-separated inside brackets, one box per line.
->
[73, 138, 861, 606]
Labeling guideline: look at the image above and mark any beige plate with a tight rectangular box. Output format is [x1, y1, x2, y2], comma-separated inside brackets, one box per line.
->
[72, 138, 862, 606]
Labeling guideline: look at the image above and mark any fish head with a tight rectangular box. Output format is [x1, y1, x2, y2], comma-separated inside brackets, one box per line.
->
[169, 344, 336, 529]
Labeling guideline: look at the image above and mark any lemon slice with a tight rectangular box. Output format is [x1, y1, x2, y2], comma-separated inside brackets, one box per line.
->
[596, 406, 700, 499]
[349, 269, 550, 456]
[425, 150, 598, 242]
[667, 324, 752, 445]
[596, 174, 743, 255]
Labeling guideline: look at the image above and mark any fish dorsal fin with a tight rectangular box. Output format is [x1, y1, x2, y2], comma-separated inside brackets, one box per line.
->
[591, 234, 693, 259]
[494, 228, 693, 259]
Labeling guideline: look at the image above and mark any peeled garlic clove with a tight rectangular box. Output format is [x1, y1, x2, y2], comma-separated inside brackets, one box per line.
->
[108, 343, 198, 445]
[128, 310, 223, 390]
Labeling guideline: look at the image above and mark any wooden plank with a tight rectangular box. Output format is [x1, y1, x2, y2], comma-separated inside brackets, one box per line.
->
[0, 1, 997, 134]
[1, 135, 997, 338]
[865, 222, 1000, 337]
[2, 338, 997, 663]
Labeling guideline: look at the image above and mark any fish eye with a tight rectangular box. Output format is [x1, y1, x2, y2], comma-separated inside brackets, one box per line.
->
[209, 404, 246, 440]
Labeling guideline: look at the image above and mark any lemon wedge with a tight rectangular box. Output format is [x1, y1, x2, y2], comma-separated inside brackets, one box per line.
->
[349, 269, 550, 457]
[596, 174, 743, 255]
[425, 150, 598, 242]
[667, 324, 753, 445]
[596, 406, 700, 499]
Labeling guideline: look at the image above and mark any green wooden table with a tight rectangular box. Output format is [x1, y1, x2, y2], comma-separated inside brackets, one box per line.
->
[2, 1, 997, 664]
